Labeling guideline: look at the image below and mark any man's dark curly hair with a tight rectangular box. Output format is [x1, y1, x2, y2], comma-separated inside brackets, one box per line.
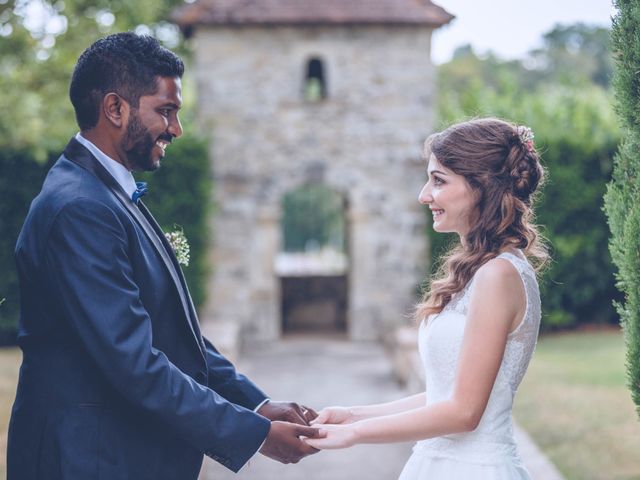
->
[69, 32, 184, 131]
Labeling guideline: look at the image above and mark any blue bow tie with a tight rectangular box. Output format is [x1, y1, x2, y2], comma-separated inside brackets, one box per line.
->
[132, 181, 148, 204]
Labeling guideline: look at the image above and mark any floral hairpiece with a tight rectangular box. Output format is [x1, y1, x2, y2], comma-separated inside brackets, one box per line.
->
[516, 125, 535, 152]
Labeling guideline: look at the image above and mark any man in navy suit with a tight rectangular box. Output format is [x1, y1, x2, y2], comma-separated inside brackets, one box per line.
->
[7, 32, 322, 480]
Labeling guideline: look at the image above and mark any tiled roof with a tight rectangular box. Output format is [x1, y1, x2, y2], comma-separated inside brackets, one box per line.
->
[172, 0, 454, 31]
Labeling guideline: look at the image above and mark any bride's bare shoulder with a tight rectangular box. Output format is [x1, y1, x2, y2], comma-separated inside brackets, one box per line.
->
[471, 258, 524, 313]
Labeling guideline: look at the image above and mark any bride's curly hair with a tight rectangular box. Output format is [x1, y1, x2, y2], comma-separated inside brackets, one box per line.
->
[415, 118, 549, 320]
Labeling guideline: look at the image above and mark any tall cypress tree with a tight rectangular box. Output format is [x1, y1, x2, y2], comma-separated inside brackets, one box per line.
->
[606, 0, 640, 419]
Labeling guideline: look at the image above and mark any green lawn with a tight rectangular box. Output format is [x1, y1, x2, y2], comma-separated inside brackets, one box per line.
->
[514, 329, 640, 480]
[0, 348, 20, 480]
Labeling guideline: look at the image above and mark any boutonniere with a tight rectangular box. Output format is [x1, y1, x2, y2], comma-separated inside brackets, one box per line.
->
[165, 227, 190, 267]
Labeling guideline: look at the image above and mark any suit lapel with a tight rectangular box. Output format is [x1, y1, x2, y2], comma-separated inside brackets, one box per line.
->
[62, 138, 206, 360]
[136, 201, 206, 347]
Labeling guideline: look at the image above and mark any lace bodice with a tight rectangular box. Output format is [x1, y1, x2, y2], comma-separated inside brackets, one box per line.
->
[413, 250, 541, 464]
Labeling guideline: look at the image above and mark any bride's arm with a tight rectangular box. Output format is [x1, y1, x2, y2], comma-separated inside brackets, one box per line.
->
[351, 393, 427, 419]
[307, 258, 524, 448]
[313, 393, 426, 425]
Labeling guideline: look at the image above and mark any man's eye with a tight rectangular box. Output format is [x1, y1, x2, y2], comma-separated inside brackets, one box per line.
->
[159, 109, 170, 116]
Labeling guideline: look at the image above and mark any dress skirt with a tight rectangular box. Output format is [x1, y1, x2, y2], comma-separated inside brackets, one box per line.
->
[398, 439, 531, 480]
[398, 452, 531, 480]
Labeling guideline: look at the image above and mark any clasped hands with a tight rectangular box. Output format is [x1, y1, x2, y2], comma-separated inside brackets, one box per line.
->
[257, 400, 324, 464]
[258, 402, 358, 464]
[305, 406, 360, 450]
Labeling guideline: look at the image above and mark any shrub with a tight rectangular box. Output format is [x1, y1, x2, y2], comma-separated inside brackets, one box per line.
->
[606, 0, 640, 419]
[0, 151, 53, 342]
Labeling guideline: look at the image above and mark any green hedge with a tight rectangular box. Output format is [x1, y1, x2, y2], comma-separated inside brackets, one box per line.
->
[0, 151, 54, 341]
[0, 133, 210, 344]
[606, 0, 640, 419]
[538, 134, 621, 328]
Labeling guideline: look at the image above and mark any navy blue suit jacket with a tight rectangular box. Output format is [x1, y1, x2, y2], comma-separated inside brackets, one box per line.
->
[7, 138, 271, 479]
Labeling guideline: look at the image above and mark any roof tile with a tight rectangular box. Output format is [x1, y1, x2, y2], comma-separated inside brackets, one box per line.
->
[172, 0, 454, 30]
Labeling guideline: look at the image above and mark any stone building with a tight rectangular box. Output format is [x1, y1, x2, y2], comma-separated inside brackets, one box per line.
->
[173, 0, 453, 341]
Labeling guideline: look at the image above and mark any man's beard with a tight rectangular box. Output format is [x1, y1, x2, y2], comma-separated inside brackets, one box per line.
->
[123, 111, 158, 172]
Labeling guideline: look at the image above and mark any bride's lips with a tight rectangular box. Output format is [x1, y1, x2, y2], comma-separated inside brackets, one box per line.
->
[431, 208, 444, 220]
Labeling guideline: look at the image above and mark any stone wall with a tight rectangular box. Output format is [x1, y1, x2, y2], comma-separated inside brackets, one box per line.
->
[193, 25, 434, 340]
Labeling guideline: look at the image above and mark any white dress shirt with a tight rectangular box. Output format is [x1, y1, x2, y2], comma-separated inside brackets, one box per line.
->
[75, 133, 138, 200]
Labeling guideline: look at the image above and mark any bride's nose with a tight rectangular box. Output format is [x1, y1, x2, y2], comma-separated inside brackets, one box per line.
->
[418, 184, 432, 205]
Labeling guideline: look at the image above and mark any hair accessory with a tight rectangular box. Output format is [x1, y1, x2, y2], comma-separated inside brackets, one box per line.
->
[516, 125, 535, 152]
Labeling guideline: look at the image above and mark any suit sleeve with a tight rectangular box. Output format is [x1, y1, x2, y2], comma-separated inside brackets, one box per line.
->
[202, 337, 268, 409]
[44, 198, 270, 472]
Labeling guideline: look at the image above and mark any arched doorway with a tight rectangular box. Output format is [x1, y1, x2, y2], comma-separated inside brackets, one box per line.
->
[276, 184, 348, 334]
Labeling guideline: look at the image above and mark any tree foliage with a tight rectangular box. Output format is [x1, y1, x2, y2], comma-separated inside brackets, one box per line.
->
[606, 0, 640, 419]
[529, 23, 613, 88]
[436, 24, 621, 330]
[282, 185, 346, 253]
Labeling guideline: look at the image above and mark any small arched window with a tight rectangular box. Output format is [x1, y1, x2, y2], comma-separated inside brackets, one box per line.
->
[304, 57, 327, 102]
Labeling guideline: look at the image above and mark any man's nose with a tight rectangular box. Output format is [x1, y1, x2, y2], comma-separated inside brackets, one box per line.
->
[168, 116, 183, 139]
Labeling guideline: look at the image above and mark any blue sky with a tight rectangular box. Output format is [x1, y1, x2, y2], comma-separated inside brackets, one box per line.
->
[431, 0, 615, 64]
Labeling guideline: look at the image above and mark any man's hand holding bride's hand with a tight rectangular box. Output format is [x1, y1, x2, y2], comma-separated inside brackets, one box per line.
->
[258, 400, 318, 425]
[259, 421, 325, 463]
[311, 406, 355, 425]
[304, 423, 358, 450]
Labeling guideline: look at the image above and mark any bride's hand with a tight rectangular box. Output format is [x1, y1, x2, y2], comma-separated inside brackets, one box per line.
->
[311, 406, 354, 425]
[304, 424, 357, 450]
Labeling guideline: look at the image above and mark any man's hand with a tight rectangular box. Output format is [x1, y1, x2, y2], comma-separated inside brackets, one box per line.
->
[257, 400, 318, 425]
[259, 421, 325, 464]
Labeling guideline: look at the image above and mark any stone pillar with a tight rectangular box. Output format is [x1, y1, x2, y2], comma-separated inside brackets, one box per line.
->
[247, 206, 281, 340]
[348, 207, 378, 341]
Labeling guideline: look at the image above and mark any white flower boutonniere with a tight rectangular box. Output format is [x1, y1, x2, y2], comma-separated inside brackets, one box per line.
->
[165, 227, 190, 267]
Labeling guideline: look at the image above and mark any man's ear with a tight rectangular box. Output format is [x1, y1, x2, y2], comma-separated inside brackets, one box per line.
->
[103, 93, 130, 128]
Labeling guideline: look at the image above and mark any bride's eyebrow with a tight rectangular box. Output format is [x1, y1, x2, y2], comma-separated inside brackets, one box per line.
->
[429, 169, 448, 176]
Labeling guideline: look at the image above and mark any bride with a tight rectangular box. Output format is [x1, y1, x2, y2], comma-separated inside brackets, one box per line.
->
[306, 118, 548, 479]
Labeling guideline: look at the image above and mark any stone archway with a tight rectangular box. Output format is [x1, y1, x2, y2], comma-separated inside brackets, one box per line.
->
[276, 184, 349, 334]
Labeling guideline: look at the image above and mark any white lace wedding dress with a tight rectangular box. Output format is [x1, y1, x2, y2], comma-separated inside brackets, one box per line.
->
[398, 251, 540, 480]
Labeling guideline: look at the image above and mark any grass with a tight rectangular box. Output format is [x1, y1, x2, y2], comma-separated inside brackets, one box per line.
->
[0, 331, 638, 479]
[0, 348, 20, 480]
[514, 329, 640, 480]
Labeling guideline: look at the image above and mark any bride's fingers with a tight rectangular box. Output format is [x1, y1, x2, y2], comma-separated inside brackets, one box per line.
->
[303, 433, 332, 449]
[303, 438, 322, 449]
[311, 409, 330, 425]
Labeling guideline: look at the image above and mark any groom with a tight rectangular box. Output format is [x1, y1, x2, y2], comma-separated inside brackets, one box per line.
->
[7, 32, 321, 480]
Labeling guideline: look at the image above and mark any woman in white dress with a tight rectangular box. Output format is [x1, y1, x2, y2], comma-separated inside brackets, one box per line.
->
[306, 118, 549, 479]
